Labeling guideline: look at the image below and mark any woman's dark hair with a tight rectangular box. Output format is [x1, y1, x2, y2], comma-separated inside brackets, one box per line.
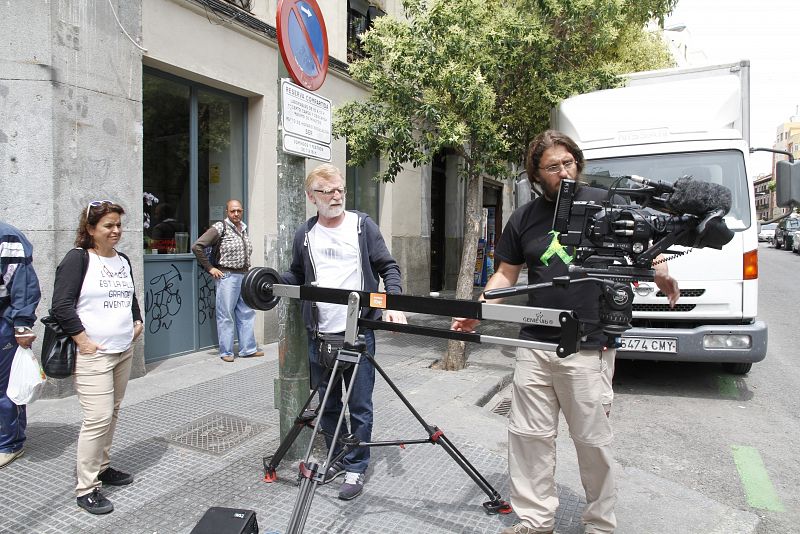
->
[75, 201, 126, 249]
[525, 129, 585, 185]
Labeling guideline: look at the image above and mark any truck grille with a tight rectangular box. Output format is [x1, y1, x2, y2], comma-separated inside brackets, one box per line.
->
[633, 304, 696, 312]
[656, 288, 705, 297]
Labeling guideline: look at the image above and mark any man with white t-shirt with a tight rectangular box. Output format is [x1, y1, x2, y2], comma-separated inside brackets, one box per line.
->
[281, 163, 406, 501]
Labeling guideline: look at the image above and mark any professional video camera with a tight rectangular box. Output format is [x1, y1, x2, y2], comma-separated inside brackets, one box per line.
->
[552, 175, 735, 275]
[491, 174, 737, 340]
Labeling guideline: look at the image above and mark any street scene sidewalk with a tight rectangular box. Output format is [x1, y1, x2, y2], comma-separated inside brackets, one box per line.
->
[2, 316, 759, 534]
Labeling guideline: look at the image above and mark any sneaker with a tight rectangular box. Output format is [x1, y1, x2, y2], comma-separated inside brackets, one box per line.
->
[98, 467, 133, 486]
[221, 355, 234, 362]
[322, 461, 345, 485]
[0, 449, 24, 469]
[241, 350, 264, 358]
[338, 471, 365, 500]
[500, 524, 552, 534]
[76, 488, 114, 515]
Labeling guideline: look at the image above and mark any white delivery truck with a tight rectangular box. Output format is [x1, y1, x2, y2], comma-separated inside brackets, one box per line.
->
[551, 60, 767, 374]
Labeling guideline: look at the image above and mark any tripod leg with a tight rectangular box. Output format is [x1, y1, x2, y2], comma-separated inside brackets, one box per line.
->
[263, 366, 340, 482]
[263, 386, 321, 482]
[366, 353, 512, 515]
[284, 354, 364, 534]
[286, 468, 321, 534]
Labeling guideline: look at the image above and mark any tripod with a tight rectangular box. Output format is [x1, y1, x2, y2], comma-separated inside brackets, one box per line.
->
[263, 292, 511, 534]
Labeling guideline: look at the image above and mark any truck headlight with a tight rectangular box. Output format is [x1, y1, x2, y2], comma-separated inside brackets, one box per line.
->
[703, 334, 752, 349]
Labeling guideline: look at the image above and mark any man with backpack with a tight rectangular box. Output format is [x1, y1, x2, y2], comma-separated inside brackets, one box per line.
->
[192, 200, 262, 362]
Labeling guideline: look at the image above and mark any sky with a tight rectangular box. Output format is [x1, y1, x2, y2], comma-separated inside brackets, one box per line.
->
[664, 0, 800, 175]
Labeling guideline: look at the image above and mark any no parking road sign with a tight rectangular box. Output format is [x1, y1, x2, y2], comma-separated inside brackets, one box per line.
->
[276, 0, 329, 91]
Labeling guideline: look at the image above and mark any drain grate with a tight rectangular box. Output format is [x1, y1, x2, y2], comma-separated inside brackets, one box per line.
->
[492, 397, 512, 417]
[165, 412, 271, 455]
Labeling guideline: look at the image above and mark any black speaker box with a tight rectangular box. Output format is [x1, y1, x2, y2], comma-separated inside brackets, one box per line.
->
[190, 507, 259, 534]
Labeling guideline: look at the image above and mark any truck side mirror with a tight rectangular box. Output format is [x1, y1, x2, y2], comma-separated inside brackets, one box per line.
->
[775, 160, 800, 207]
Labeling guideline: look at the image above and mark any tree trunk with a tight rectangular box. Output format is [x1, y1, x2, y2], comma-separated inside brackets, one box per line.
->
[441, 173, 482, 370]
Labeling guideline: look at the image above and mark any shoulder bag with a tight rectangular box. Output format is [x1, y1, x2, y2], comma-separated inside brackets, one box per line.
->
[315, 333, 347, 370]
[41, 248, 88, 378]
[39, 315, 77, 379]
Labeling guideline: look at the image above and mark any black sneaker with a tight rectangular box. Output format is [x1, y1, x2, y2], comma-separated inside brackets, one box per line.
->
[98, 467, 134, 486]
[77, 488, 114, 515]
[338, 472, 365, 500]
[322, 461, 345, 485]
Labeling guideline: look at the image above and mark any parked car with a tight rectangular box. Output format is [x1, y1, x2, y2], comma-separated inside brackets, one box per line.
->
[774, 217, 800, 250]
[758, 222, 777, 243]
[792, 230, 800, 254]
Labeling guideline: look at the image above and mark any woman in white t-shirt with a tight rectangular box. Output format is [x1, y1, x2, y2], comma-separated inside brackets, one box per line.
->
[51, 201, 144, 515]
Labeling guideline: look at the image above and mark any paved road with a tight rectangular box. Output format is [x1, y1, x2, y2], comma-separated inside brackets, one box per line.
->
[607, 242, 798, 533]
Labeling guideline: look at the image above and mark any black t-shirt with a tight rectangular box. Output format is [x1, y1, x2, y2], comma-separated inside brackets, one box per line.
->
[494, 185, 611, 348]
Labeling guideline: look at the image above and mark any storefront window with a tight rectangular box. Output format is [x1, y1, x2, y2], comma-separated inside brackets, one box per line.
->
[142, 70, 247, 250]
[198, 90, 245, 234]
[143, 75, 190, 254]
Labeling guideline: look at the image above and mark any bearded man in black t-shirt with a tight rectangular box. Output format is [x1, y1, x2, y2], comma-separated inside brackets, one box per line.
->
[453, 130, 679, 534]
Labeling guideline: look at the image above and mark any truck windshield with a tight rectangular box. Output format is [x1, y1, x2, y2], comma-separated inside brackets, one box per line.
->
[582, 150, 751, 230]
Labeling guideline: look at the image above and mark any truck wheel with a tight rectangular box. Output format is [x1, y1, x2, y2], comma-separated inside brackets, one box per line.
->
[723, 362, 752, 374]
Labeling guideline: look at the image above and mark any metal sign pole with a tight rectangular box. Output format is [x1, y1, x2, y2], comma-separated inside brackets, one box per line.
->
[275, 61, 312, 460]
[274, 0, 331, 460]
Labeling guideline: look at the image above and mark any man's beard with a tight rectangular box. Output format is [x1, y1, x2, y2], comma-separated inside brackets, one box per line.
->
[317, 201, 345, 219]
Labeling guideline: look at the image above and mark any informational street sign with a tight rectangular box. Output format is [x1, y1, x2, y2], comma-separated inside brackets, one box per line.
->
[282, 133, 331, 162]
[281, 79, 332, 144]
[276, 0, 329, 91]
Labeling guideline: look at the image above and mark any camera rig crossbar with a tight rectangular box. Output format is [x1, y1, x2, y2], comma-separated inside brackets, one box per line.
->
[241, 267, 633, 358]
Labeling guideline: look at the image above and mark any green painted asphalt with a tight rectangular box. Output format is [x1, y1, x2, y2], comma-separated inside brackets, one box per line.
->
[731, 445, 785, 512]
[717, 375, 739, 398]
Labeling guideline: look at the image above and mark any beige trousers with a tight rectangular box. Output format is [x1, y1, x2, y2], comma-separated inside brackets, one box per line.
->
[73, 347, 133, 497]
[507, 347, 617, 534]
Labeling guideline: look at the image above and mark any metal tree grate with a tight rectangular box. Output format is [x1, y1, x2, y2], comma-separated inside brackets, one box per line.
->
[165, 412, 271, 455]
[492, 398, 512, 417]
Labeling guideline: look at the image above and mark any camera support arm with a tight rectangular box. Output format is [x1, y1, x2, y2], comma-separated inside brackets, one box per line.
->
[249, 270, 583, 356]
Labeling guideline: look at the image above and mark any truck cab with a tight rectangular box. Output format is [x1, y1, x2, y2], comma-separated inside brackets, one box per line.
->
[552, 61, 766, 374]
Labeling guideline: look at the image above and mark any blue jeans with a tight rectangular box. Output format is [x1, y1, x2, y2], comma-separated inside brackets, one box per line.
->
[308, 330, 375, 474]
[215, 272, 258, 357]
[0, 332, 26, 453]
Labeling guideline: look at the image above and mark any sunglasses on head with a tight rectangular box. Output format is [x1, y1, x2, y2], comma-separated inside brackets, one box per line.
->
[86, 200, 115, 218]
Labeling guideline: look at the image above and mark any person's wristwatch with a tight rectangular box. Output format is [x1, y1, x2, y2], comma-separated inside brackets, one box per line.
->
[14, 326, 32, 334]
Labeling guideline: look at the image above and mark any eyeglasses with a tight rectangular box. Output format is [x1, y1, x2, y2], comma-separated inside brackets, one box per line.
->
[540, 160, 576, 175]
[86, 200, 114, 218]
[313, 187, 347, 197]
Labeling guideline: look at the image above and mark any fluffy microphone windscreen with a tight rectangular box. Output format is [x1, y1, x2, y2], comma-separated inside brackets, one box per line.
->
[666, 177, 732, 216]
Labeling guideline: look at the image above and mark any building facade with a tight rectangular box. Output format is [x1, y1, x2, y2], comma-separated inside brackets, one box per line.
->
[0, 0, 516, 395]
[772, 119, 800, 217]
[753, 173, 773, 222]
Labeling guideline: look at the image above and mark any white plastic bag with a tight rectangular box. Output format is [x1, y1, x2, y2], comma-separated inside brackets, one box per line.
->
[7, 346, 46, 405]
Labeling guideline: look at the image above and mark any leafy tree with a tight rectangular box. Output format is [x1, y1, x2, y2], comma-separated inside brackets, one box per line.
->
[334, 0, 676, 369]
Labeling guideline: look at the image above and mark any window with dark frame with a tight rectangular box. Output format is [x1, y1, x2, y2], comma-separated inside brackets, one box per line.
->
[347, 0, 384, 63]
